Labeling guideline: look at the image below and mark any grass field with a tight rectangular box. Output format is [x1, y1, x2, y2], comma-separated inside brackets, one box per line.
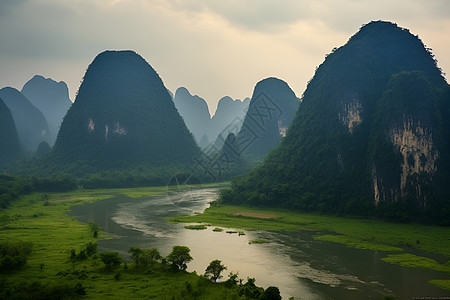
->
[0, 186, 264, 299]
[2, 185, 450, 297]
[167, 203, 450, 291]
[167, 204, 450, 256]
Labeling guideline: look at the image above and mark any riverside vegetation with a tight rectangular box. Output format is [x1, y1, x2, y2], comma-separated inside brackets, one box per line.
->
[168, 202, 450, 291]
[0, 186, 281, 300]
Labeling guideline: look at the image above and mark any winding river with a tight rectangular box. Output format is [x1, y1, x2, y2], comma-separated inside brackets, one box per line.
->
[69, 187, 450, 299]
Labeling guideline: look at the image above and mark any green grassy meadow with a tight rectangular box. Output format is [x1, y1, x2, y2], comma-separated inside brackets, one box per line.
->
[2, 185, 450, 298]
[0, 186, 262, 299]
[167, 203, 450, 290]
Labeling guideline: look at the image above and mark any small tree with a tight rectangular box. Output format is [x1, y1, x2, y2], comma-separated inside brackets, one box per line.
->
[88, 222, 100, 238]
[166, 246, 192, 271]
[99, 252, 121, 269]
[204, 259, 227, 282]
[141, 248, 161, 267]
[224, 272, 240, 288]
[129, 247, 143, 267]
[129, 247, 161, 268]
[261, 286, 282, 300]
[85, 242, 97, 256]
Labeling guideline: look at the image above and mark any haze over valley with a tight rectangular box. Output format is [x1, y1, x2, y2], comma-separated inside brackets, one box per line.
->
[1, 1, 450, 299]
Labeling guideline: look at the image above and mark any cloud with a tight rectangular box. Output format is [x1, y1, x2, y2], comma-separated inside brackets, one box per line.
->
[164, 0, 310, 32]
[0, 0, 448, 111]
[0, 0, 28, 17]
[164, 0, 450, 33]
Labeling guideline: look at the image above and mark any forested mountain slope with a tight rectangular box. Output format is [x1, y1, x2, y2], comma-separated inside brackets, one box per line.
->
[52, 50, 200, 173]
[221, 21, 450, 224]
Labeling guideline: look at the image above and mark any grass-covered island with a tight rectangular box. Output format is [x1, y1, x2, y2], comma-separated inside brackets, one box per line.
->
[0, 187, 281, 300]
[167, 203, 450, 292]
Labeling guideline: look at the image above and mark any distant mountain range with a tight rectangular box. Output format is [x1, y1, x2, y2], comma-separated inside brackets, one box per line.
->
[0, 87, 49, 152]
[21, 75, 72, 145]
[1, 20, 449, 215]
[172, 87, 212, 146]
[173, 87, 249, 148]
[221, 21, 450, 224]
[210, 95, 250, 147]
[0, 97, 23, 165]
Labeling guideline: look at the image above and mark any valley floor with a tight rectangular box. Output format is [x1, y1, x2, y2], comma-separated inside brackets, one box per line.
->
[168, 203, 450, 291]
[0, 185, 264, 300]
[1, 185, 449, 299]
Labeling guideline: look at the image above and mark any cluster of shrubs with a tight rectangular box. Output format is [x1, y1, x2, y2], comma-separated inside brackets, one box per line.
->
[95, 245, 281, 300]
[0, 280, 85, 300]
[69, 242, 97, 262]
[0, 241, 85, 300]
[0, 241, 32, 272]
[0, 174, 78, 209]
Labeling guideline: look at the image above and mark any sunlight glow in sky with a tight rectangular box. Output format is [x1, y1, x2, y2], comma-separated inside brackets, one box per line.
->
[0, 0, 449, 114]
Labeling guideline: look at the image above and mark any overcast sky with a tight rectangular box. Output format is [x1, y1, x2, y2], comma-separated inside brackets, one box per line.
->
[0, 0, 449, 114]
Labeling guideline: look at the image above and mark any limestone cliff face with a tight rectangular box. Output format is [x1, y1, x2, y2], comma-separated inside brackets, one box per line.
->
[338, 95, 363, 134]
[370, 71, 445, 209]
[390, 118, 438, 201]
[221, 21, 450, 223]
[372, 117, 439, 206]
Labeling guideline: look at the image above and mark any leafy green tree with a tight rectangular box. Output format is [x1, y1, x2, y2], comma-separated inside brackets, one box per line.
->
[129, 247, 143, 267]
[204, 259, 227, 282]
[99, 252, 121, 269]
[141, 248, 161, 267]
[88, 222, 100, 238]
[166, 246, 192, 271]
[261, 286, 282, 300]
[85, 242, 97, 256]
[129, 247, 161, 268]
[224, 272, 240, 288]
[238, 277, 264, 298]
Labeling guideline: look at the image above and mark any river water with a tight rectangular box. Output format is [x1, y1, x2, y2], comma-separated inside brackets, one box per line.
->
[69, 187, 450, 299]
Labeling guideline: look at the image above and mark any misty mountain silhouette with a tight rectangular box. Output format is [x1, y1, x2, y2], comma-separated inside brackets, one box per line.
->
[21, 75, 72, 145]
[0, 97, 23, 165]
[173, 87, 211, 145]
[222, 21, 450, 224]
[231, 77, 299, 159]
[0, 87, 49, 152]
[52, 50, 199, 172]
[173, 87, 250, 149]
[211, 96, 250, 148]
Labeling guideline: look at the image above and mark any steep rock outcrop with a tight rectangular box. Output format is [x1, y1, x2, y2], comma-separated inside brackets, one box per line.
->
[222, 21, 449, 223]
[52, 50, 199, 172]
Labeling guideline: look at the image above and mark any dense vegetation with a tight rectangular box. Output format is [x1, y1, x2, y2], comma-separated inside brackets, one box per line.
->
[0, 187, 277, 299]
[48, 50, 199, 175]
[0, 175, 78, 208]
[221, 21, 450, 225]
[169, 203, 450, 291]
[0, 98, 23, 166]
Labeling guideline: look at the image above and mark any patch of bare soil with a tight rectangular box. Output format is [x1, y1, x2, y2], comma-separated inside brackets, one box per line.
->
[232, 212, 279, 219]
